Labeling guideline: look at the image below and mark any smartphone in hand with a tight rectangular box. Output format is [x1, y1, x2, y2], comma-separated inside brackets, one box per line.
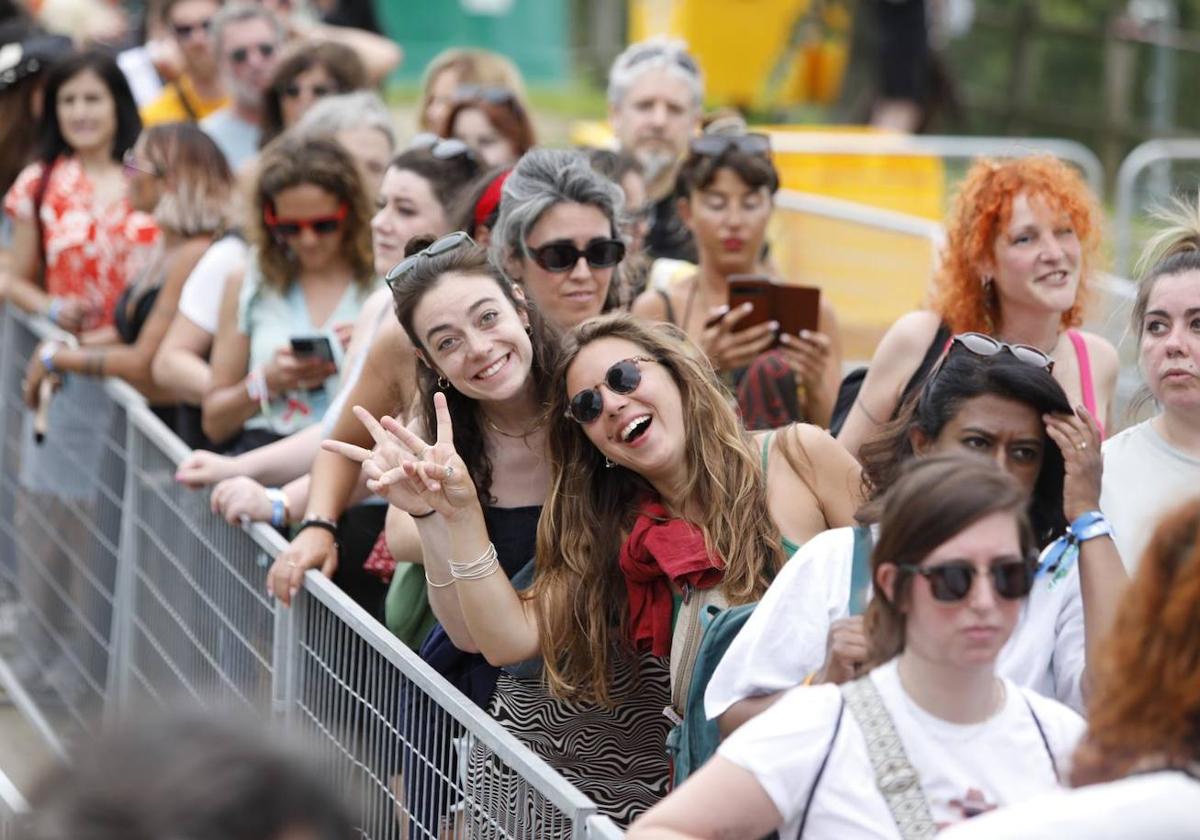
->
[289, 334, 337, 364]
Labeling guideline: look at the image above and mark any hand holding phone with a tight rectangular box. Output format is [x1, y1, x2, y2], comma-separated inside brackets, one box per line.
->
[289, 334, 337, 363]
[727, 275, 821, 342]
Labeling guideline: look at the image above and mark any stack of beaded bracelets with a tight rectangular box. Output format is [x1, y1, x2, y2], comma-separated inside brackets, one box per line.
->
[450, 542, 499, 581]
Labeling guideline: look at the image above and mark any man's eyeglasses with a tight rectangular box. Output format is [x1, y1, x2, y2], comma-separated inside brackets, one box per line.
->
[689, 132, 771, 158]
[529, 238, 625, 274]
[171, 19, 211, 40]
[900, 559, 1035, 603]
[121, 149, 160, 178]
[566, 356, 657, 424]
[408, 133, 477, 162]
[229, 42, 275, 65]
[264, 203, 348, 238]
[384, 231, 475, 289]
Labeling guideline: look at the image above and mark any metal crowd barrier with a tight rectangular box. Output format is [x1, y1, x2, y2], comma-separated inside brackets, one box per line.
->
[0, 306, 618, 838]
[1113, 138, 1200, 276]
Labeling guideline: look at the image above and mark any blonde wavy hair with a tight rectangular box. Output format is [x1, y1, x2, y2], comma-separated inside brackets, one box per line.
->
[142, 123, 233, 238]
[530, 313, 783, 706]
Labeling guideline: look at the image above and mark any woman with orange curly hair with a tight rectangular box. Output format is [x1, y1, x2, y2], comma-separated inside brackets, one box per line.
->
[838, 155, 1119, 459]
[939, 498, 1200, 839]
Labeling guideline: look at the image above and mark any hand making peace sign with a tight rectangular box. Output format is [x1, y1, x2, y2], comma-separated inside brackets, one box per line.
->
[322, 392, 479, 520]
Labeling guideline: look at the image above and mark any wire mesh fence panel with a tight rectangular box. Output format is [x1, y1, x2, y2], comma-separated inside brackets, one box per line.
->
[120, 408, 278, 713]
[0, 310, 126, 744]
[291, 575, 595, 840]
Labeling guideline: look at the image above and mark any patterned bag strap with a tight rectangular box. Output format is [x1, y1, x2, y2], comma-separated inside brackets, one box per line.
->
[840, 676, 937, 840]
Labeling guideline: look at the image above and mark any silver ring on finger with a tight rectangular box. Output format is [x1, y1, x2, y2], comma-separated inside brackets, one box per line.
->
[1076, 441, 1087, 451]
[443, 465, 454, 479]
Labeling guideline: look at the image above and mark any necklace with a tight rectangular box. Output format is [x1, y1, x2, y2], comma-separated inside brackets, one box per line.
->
[484, 415, 541, 439]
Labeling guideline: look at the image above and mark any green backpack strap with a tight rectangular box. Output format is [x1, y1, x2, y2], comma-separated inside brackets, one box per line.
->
[848, 525, 874, 617]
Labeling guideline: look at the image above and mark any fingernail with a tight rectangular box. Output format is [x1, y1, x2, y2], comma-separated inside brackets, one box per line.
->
[769, 321, 780, 331]
[800, 329, 811, 339]
[742, 303, 753, 312]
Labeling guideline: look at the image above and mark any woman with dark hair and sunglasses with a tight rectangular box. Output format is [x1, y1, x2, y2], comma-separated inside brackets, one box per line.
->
[201, 134, 375, 452]
[349, 312, 860, 825]
[628, 455, 1085, 840]
[4, 49, 157, 336]
[706, 336, 1127, 741]
[258, 39, 367, 149]
[632, 129, 843, 430]
[440, 84, 535, 169]
[938, 497, 1200, 840]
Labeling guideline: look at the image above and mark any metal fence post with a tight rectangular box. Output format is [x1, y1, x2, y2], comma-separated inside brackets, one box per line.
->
[1114, 138, 1200, 276]
[105, 408, 140, 720]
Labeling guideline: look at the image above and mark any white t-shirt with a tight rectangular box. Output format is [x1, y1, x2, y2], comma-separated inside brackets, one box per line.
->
[1101, 419, 1200, 573]
[705, 525, 1087, 719]
[939, 771, 1200, 840]
[719, 660, 1084, 840]
[177, 236, 248, 335]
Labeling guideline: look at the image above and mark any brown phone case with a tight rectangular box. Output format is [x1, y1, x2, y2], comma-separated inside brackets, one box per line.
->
[727, 275, 821, 341]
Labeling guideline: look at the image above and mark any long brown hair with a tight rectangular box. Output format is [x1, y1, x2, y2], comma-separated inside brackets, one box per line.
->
[531, 313, 782, 705]
[863, 454, 1036, 668]
[1071, 499, 1200, 786]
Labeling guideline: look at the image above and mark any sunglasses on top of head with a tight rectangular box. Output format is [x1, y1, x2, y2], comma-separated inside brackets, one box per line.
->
[454, 84, 522, 110]
[122, 149, 160, 178]
[566, 355, 657, 424]
[689, 132, 771, 158]
[264, 202, 348, 238]
[932, 332, 1054, 382]
[229, 42, 275, 65]
[900, 558, 1034, 603]
[624, 44, 700, 77]
[529, 238, 626, 273]
[408, 133, 477, 162]
[384, 230, 475, 289]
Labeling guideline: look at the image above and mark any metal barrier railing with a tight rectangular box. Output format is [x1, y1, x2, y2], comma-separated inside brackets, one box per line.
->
[0, 306, 617, 838]
[766, 131, 1107, 201]
[1113, 138, 1200, 276]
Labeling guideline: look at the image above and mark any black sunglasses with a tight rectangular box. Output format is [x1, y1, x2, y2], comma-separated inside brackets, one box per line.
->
[690, 132, 771, 158]
[283, 82, 334, 99]
[171, 19, 211, 40]
[409, 133, 476, 162]
[530, 238, 626, 273]
[229, 42, 275, 64]
[385, 231, 474, 288]
[900, 559, 1034, 603]
[567, 356, 656, 424]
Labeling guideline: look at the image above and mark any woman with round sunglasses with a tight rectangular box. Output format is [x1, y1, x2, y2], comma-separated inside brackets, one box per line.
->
[837, 155, 1119, 457]
[350, 313, 860, 824]
[1099, 197, 1200, 573]
[258, 40, 367, 149]
[440, 84, 535, 169]
[201, 134, 375, 452]
[628, 455, 1086, 840]
[705, 336, 1127, 741]
[632, 129, 843, 430]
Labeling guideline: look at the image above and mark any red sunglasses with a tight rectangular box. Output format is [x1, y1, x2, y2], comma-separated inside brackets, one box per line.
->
[264, 203, 348, 238]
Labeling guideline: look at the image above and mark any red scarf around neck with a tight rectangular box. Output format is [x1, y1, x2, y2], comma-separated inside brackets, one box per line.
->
[618, 498, 725, 656]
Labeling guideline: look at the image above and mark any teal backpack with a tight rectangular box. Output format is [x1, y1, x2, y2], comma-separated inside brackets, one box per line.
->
[666, 525, 874, 787]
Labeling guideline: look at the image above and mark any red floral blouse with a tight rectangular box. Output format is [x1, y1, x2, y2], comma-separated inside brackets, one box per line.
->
[4, 156, 159, 329]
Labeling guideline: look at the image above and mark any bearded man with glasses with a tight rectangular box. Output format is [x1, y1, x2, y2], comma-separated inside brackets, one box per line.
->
[200, 2, 283, 170]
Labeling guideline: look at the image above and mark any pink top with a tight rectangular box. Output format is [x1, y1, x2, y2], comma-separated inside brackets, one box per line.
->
[1066, 329, 1104, 439]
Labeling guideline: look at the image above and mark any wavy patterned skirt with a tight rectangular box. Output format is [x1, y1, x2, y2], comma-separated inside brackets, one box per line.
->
[466, 650, 672, 833]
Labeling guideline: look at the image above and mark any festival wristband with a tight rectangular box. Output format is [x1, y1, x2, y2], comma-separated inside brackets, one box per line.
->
[264, 487, 290, 528]
[295, 516, 338, 544]
[39, 343, 61, 374]
[46, 298, 63, 325]
[1068, 510, 1112, 544]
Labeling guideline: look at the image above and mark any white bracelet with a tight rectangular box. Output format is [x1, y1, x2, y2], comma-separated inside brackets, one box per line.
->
[449, 542, 500, 581]
[424, 566, 456, 589]
[245, 367, 270, 410]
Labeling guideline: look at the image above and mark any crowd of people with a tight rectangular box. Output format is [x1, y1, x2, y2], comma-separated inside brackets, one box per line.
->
[2, 2, 1199, 837]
